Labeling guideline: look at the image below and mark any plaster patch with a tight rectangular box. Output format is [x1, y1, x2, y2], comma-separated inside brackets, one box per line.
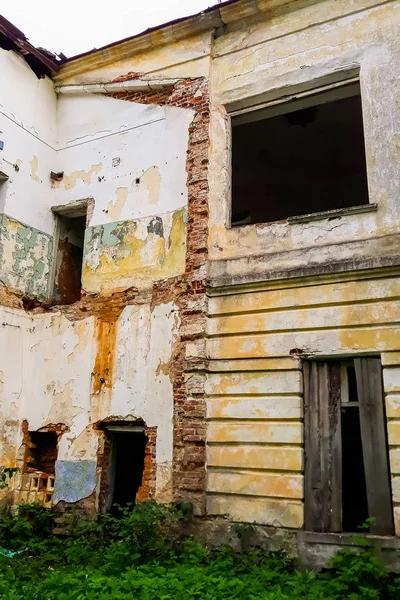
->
[142, 166, 162, 205]
[107, 187, 128, 222]
[29, 156, 40, 183]
[62, 164, 102, 191]
[53, 460, 96, 504]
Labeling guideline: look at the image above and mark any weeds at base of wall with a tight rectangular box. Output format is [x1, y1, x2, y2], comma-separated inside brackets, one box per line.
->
[0, 502, 399, 599]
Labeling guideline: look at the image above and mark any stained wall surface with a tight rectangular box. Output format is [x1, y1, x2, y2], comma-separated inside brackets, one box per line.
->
[1, 0, 400, 534]
[0, 32, 210, 511]
[201, 0, 400, 532]
[208, 0, 400, 285]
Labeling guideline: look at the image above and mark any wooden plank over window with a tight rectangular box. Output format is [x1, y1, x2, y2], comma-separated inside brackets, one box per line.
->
[354, 357, 394, 536]
[304, 362, 342, 532]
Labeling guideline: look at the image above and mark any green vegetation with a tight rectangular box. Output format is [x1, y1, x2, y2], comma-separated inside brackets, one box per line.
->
[0, 501, 399, 599]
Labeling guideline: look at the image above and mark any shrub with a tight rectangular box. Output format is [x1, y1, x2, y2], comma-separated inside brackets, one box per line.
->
[0, 503, 399, 599]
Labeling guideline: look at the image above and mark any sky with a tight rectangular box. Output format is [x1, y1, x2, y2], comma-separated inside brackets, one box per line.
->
[1, 0, 217, 58]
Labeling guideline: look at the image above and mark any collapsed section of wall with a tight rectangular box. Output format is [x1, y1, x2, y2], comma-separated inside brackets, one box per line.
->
[0, 76, 211, 517]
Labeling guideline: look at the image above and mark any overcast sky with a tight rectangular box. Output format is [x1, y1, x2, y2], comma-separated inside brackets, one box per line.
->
[1, 0, 216, 58]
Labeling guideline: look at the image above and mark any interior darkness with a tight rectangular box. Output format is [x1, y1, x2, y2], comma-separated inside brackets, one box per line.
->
[55, 215, 86, 305]
[27, 432, 58, 474]
[231, 94, 369, 226]
[341, 366, 369, 532]
[111, 432, 147, 513]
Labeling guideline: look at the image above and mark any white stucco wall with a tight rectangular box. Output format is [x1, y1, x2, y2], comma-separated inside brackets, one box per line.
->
[0, 48, 57, 232]
[0, 299, 178, 503]
[55, 94, 193, 227]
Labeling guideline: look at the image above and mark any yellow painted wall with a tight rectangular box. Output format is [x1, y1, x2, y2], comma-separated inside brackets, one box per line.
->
[204, 273, 400, 532]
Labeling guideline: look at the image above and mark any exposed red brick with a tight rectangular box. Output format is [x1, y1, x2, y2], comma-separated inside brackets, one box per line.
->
[136, 426, 157, 503]
[109, 76, 210, 512]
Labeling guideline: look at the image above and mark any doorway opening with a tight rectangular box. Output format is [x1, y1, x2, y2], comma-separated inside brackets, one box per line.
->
[340, 364, 369, 532]
[104, 424, 147, 514]
[51, 201, 88, 305]
[303, 357, 393, 535]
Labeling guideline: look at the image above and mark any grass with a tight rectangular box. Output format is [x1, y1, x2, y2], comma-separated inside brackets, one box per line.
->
[0, 502, 399, 599]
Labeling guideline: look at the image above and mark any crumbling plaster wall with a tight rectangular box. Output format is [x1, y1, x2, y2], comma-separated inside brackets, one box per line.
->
[0, 32, 212, 513]
[55, 93, 193, 293]
[0, 300, 179, 506]
[201, 0, 400, 534]
[0, 44, 196, 299]
[203, 273, 400, 531]
[208, 0, 400, 286]
[0, 48, 57, 298]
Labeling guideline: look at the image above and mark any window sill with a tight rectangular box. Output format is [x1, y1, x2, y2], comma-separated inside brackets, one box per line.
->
[287, 203, 378, 225]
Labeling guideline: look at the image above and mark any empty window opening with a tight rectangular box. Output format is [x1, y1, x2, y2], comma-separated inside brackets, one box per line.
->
[230, 82, 369, 226]
[304, 357, 393, 535]
[25, 431, 58, 474]
[104, 427, 147, 514]
[53, 207, 87, 305]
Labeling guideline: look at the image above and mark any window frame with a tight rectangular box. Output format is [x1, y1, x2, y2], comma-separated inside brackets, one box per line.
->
[227, 76, 374, 229]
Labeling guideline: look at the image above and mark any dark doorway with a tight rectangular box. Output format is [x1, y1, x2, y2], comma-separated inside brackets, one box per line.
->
[108, 430, 147, 512]
[304, 358, 394, 535]
[341, 366, 369, 531]
[53, 212, 86, 305]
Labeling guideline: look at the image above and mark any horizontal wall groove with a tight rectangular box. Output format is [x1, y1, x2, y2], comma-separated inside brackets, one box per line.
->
[207, 441, 303, 448]
[206, 392, 302, 398]
[207, 368, 301, 374]
[206, 417, 303, 423]
[206, 491, 303, 503]
[206, 466, 303, 475]
[207, 322, 400, 339]
[208, 296, 400, 319]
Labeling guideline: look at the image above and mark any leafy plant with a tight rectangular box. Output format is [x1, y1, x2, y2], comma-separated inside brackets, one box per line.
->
[0, 503, 398, 599]
[0, 467, 18, 491]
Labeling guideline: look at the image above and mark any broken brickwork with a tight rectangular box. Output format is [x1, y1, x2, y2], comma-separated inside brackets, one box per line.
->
[111, 76, 210, 512]
[136, 426, 157, 503]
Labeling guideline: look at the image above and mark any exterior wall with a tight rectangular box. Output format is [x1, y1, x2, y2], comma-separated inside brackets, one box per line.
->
[205, 272, 400, 531]
[55, 93, 193, 293]
[208, 0, 400, 285]
[0, 55, 211, 514]
[198, 0, 400, 535]
[0, 48, 57, 298]
[1, 0, 400, 539]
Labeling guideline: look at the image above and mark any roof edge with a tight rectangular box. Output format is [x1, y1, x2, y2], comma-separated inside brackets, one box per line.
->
[53, 0, 250, 82]
[0, 14, 59, 78]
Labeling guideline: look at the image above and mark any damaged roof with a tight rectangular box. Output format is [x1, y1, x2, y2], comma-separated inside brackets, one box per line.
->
[1, 0, 244, 78]
[59, 0, 241, 64]
[0, 14, 59, 78]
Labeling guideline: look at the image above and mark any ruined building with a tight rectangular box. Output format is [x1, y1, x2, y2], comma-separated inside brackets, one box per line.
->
[1, 0, 400, 561]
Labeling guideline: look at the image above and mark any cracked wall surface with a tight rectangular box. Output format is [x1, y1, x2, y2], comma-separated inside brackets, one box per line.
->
[1, 0, 400, 537]
[208, 0, 400, 287]
[0, 41, 210, 514]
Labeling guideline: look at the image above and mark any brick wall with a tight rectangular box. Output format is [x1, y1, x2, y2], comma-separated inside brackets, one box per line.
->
[136, 426, 157, 503]
[110, 76, 210, 512]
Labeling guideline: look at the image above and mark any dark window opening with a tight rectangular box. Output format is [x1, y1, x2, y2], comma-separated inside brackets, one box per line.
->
[106, 429, 147, 514]
[25, 431, 58, 474]
[231, 83, 369, 226]
[304, 357, 394, 535]
[53, 212, 86, 305]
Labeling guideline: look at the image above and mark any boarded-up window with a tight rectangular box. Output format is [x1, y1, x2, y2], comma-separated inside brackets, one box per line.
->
[303, 357, 393, 535]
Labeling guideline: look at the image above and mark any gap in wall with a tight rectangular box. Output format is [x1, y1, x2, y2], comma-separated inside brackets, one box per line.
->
[53, 209, 87, 305]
